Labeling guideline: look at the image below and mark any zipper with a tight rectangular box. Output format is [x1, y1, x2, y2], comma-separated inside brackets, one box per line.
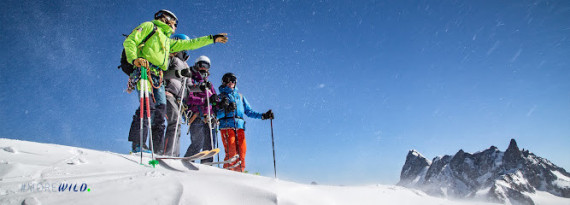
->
[156, 32, 168, 69]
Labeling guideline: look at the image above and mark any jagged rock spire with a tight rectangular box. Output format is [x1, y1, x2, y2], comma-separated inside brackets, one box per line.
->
[399, 150, 431, 186]
[504, 138, 523, 170]
[506, 139, 520, 152]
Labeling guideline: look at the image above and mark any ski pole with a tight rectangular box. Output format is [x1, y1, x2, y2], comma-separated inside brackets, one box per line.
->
[139, 68, 145, 164]
[205, 88, 216, 165]
[216, 123, 220, 168]
[270, 118, 277, 178]
[233, 113, 243, 172]
[206, 88, 215, 151]
[170, 77, 188, 156]
[146, 81, 155, 161]
[142, 66, 158, 167]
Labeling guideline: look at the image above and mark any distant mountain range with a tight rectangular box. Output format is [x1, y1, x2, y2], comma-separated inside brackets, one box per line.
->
[398, 139, 570, 205]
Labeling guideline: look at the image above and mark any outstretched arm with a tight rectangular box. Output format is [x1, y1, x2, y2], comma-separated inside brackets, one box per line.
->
[170, 33, 228, 53]
[242, 95, 263, 119]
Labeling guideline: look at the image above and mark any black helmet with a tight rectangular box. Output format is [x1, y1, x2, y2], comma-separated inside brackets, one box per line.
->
[222, 72, 237, 85]
[155, 9, 178, 21]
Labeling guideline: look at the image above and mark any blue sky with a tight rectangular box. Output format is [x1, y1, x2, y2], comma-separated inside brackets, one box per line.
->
[1, 0, 569, 185]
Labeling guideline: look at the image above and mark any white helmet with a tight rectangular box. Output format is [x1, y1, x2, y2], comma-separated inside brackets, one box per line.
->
[195, 55, 211, 65]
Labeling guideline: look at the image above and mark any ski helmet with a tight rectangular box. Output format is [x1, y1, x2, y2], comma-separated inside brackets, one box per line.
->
[155, 10, 178, 25]
[171, 34, 189, 40]
[171, 34, 190, 56]
[195, 56, 211, 69]
[222, 72, 237, 85]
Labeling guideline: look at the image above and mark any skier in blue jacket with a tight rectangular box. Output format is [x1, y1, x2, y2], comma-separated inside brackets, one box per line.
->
[217, 73, 273, 172]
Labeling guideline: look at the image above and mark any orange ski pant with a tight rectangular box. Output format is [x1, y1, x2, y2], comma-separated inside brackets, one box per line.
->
[220, 129, 246, 172]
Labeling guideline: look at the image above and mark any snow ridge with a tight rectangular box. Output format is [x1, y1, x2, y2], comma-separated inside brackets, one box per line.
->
[1, 138, 501, 205]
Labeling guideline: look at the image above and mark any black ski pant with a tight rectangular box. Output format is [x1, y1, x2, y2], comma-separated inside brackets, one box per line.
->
[128, 96, 166, 153]
[184, 119, 217, 163]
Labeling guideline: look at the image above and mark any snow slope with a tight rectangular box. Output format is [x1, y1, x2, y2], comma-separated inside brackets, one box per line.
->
[0, 138, 562, 205]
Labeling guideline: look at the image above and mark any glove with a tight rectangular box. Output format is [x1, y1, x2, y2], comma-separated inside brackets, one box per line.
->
[199, 81, 212, 92]
[209, 94, 219, 104]
[213, 33, 228, 44]
[209, 115, 218, 125]
[262, 110, 274, 120]
[133, 58, 149, 68]
[220, 97, 230, 109]
[180, 68, 192, 77]
[226, 102, 236, 111]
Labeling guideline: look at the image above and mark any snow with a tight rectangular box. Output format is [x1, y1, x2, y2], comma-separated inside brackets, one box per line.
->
[475, 186, 491, 196]
[552, 170, 570, 188]
[412, 167, 429, 184]
[410, 149, 422, 158]
[464, 157, 475, 169]
[409, 149, 432, 165]
[511, 170, 530, 187]
[528, 190, 570, 205]
[476, 172, 493, 185]
[0, 139, 508, 205]
[494, 152, 504, 167]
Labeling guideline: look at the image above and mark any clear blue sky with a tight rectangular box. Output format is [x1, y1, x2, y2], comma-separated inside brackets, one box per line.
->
[1, 0, 569, 185]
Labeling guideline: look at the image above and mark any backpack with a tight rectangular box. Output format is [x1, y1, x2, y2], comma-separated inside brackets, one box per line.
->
[118, 25, 157, 76]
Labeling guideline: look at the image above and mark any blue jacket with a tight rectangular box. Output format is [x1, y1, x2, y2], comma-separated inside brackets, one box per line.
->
[217, 85, 262, 130]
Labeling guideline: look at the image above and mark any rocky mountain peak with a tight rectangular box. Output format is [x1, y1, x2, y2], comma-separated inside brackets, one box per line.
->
[399, 150, 431, 186]
[398, 139, 570, 205]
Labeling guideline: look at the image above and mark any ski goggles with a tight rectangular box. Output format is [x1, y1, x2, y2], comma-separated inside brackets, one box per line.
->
[225, 76, 237, 83]
[197, 61, 210, 69]
[163, 15, 178, 28]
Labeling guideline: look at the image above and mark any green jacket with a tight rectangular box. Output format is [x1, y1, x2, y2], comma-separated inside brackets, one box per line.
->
[123, 20, 214, 71]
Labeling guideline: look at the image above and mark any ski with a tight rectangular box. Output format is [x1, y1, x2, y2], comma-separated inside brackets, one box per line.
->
[156, 148, 220, 161]
[129, 150, 151, 155]
[157, 158, 199, 171]
[156, 150, 208, 160]
[203, 154, 239, 166]
[193, 148, 219, 161]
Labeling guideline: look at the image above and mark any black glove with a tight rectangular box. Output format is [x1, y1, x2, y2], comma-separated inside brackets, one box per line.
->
[226, 102, 236, 111]
[180, 68, 192, 77]
[213, 33, 228, 43]
[199, 81, 212, 92]
[209, 94, 219, 104]
[262, 110, 274, 120]
[220, 97, 230, 109]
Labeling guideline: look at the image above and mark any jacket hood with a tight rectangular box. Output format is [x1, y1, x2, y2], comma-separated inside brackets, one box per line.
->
[152, 20, 173, 36]
[219, 85, 238, 94]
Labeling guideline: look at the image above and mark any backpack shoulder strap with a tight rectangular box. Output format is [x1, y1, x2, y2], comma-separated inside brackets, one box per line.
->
[140, 25, 157, 45]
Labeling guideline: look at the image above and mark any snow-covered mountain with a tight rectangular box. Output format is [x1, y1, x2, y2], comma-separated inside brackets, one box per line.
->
[398, 139, 570, 205]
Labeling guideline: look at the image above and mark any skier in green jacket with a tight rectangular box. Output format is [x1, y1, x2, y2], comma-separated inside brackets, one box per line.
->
[126, 9, 228, 153]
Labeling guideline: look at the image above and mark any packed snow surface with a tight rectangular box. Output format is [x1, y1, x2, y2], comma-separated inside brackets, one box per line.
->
[0, 138, 566, 205]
